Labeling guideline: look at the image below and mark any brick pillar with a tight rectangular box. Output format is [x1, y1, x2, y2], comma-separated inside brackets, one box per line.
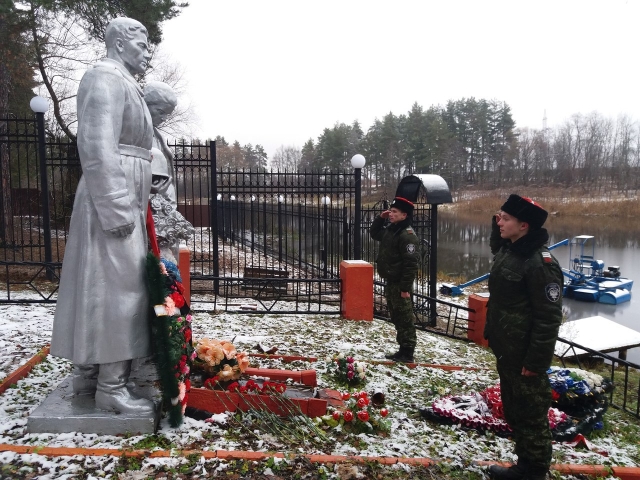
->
[468, 293, 489, 347]
[340, 260, 373, 321]
[179, 245, 191, 306]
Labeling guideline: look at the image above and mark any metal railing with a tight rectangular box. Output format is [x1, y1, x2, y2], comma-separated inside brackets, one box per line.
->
[556, 337, 640, 418]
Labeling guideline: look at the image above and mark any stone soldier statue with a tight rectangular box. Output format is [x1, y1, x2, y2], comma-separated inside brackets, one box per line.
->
[51, 17, 155, 414]
[144, 81, 194, 264]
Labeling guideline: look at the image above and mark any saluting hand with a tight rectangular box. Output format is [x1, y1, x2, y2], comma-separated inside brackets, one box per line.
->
[380, 210, 391, 219]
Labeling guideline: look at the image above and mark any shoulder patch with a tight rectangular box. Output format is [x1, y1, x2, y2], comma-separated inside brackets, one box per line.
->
[541, 251, 553, 264]
[406, 244, 416, 254]
[545, 283, 561, 302]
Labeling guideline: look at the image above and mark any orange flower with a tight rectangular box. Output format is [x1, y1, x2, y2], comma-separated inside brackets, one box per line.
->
[196, 338, 225, 366]
[236, 352, 249, 373]
[220, 340, 237, 360]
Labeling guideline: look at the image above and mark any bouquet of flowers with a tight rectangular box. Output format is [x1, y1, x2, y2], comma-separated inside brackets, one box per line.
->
[320, 391, 391, 434]
[546, 366, 613, 439]
[328, 352, 368, 386]
[193, 338, 249, 382]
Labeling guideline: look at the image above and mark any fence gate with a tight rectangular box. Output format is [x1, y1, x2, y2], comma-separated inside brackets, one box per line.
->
[171, 141, 355, 314]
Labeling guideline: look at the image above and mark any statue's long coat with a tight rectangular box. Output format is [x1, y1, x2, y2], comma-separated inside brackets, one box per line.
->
[51, 58, 154, 365]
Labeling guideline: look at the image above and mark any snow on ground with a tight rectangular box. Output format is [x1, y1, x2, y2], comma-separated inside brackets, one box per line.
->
[0, 290, 638, 478]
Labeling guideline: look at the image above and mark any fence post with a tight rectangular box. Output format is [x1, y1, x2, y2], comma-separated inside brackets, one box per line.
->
[31, 97, 53, 281]
[321, 196, 330, 278]
[351, 154, 366, 260]
[429, 204, 439, 326]
[209, 140, 219, 295]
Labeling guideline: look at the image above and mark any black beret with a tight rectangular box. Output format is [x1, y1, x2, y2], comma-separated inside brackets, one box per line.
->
[500, 194, 548, 229]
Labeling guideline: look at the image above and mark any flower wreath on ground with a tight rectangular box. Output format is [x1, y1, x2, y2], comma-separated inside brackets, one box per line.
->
[420, 367, 613, 441]
[146, 252, 195, 427]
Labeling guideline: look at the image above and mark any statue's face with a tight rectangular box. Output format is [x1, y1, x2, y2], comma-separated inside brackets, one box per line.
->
[119, 31, 151, 75]
[147, 101, 176, 127]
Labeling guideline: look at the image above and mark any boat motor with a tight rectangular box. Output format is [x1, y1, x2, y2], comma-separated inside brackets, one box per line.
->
[604, 265, 621, 278]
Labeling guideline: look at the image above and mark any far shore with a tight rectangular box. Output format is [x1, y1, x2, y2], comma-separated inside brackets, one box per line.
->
[444, 188, 640, 218]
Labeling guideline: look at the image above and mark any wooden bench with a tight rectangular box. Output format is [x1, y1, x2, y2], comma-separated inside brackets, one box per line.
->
[242, 267, 290, 295]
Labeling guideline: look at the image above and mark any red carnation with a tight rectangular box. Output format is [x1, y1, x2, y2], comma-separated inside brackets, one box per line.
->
[170, 291, 185, 308]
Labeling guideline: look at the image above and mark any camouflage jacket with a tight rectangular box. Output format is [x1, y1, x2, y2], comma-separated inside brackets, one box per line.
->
[484, 226, 564, 374]
[370, 215, 420, 292]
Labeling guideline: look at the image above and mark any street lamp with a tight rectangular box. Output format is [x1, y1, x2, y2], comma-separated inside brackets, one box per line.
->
[30, 96, 53, 280]
[277, 194, 284, 262]
[350, 154, 366, 260]
[250, 194, 256, 253]
[30, 96, 49, 113]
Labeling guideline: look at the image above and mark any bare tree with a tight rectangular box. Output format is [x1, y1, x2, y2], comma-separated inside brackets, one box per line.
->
[143, 46, 199, 139]
[270, 145, 301, 171]
[30, 6, 103, 139]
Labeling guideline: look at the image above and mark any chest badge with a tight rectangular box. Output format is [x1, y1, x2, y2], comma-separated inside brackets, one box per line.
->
[406, 244, 416, 254]
[545, 283, 561, 302]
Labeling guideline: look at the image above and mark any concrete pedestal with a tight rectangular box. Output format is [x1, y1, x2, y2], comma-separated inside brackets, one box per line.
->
[27, 360, 161, 435]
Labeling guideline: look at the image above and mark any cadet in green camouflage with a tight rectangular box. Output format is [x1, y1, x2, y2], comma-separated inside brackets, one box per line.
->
[484, 194, 563, 480]
[370, 197, 420, 363]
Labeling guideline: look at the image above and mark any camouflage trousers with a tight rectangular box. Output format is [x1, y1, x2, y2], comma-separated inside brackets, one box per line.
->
[385, 283, 417, 350]
[497, 362, 552, 472]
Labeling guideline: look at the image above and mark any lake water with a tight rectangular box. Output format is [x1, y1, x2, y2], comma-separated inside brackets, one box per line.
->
[438, 210, 640, 365]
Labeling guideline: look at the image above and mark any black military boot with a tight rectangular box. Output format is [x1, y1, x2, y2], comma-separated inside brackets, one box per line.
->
[396, 347, 415, 363]
[488, 464, 546, 480]
[384, 349, 402, 360]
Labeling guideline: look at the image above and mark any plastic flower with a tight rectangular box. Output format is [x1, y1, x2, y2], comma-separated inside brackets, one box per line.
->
[236, 352, 250, 373]
[164, 296, 177, 315]
[220, 340, 237, 360]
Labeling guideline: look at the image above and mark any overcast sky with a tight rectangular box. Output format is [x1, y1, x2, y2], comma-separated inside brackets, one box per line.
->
[159, 0, 640, 158]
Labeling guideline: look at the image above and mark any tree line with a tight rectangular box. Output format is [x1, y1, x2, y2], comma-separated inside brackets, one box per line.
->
[270, 99, 640, 194]
[3, 2, 639, 195]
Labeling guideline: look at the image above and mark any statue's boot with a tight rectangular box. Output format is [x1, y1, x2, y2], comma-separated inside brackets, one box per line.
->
[72, 364, 99, 395]
[95, 360, 155, 414]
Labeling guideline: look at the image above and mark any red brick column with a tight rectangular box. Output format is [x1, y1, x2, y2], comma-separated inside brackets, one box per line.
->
[468, 293, 489, 347]
[179, 245, 191, 306]
[340, 260, 374, 321]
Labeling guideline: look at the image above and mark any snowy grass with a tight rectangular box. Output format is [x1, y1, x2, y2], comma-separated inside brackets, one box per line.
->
[0, 291, 639, 478]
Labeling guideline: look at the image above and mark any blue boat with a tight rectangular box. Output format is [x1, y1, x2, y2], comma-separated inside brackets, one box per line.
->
[562, 235, 633, 305]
